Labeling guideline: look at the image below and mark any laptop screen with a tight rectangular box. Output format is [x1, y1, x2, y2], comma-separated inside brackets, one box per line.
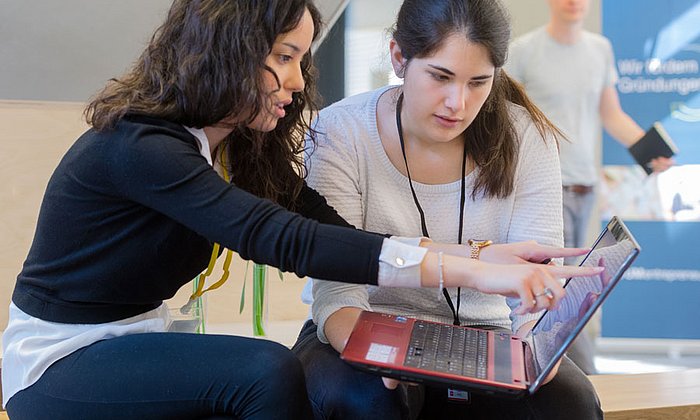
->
[527, 217, 640, 387]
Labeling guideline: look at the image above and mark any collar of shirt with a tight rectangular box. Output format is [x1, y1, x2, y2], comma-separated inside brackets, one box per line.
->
[183, 126, 213, 166]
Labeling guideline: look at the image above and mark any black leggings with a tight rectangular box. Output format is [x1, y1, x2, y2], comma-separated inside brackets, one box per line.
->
[7, 332, 312, 420]
[292, 320, 603, 420]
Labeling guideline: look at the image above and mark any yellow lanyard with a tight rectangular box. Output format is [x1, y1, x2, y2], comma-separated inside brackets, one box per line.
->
[182, 147, 234, 311]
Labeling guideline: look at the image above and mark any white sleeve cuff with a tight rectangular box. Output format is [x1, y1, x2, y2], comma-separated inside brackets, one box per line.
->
[388, 235, 431, 247]
[377, 238, 427, 288]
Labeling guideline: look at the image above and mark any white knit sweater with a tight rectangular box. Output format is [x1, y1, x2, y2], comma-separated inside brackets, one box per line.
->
[306, 86, 564, 343]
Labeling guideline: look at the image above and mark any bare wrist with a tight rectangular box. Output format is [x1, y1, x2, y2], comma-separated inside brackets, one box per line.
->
[442, 253, 482, 290]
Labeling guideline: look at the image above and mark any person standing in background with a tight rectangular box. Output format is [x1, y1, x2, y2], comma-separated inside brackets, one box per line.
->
[505, 0, 673, 374]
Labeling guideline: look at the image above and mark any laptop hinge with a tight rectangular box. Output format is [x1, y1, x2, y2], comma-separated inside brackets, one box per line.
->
[522, 340, 537, 385]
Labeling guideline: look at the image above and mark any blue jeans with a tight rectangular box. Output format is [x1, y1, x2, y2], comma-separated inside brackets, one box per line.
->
[292, 321, 602, 420]
[6, 332, 312, 420]
[562, 186, 597, 264]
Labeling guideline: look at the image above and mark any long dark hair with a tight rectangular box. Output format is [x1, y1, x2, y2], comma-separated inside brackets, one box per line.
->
[85, 0, 323, 206]
[392, 0, 561, 199]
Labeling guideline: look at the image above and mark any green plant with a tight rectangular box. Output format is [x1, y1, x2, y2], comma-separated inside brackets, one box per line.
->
[238, 261, 284, 336]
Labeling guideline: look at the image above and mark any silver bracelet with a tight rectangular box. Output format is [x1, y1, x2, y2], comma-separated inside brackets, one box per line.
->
[437, 251, 444, 296]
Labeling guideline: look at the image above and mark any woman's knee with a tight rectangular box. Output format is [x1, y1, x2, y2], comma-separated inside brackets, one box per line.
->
[533, 358, 602, 419]
[560, 374, 602, 417]
[292, 328, 404, 419]
[254, 340, 307, 389]
[240, 340, 312, 417]
[316, 375, 403, 419]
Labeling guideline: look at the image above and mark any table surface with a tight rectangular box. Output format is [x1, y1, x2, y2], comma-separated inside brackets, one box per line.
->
[588, 368, 700, 419]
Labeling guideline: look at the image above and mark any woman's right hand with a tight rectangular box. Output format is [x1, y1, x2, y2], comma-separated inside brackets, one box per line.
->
[424, 253, 605, 314]
[471, 260, 604, 314]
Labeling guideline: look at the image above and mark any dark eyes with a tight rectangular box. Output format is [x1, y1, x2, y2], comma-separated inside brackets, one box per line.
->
[429, 72, 489, 87]
[430, 72, 449, 82]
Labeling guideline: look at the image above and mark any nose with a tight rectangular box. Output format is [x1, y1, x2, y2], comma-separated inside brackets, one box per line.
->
[444, 85, 467, 112]
[285, 63, 305, 93]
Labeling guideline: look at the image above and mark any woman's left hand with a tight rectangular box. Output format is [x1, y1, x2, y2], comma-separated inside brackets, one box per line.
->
[478, 240, 589, 265]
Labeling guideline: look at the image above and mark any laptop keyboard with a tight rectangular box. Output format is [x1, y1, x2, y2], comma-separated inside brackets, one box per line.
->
[404, 320, 488, 379]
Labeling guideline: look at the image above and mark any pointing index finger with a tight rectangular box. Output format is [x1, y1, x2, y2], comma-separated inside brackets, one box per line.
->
[547, 264, 605, 279]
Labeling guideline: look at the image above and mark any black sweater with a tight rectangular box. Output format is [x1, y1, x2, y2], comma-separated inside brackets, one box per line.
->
[13, 115, 383, 324]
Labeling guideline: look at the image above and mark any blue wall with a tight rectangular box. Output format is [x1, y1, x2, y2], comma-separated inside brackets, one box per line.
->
[602, 0, 700, 339]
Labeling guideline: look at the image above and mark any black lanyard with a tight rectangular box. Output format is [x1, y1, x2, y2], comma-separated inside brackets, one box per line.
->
[395, 93, 467, 326]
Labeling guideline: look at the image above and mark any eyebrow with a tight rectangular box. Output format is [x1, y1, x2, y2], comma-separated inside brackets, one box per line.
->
[428, 64, 493, 80]
[280, 42, 301, 53]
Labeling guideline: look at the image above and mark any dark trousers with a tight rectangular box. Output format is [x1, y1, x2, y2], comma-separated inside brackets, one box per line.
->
[292, 320, 602, 420]
[6, 332, 312, 420]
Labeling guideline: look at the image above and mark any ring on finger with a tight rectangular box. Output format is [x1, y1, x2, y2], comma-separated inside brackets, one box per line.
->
[533, 287, 554, 300]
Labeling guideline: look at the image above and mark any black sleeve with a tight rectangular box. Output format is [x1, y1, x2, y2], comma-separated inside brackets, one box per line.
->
[110, 129, 383, 285]
[295, 182, 392, 241]
[295, 182, 354, 227]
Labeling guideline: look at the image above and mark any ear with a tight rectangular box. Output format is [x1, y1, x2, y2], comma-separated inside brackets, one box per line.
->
[389, 39, 407, 78]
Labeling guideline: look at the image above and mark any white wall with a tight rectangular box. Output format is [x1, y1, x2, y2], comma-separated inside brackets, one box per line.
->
[0, 0, 351, 102]
[0, 0, 601, 102]
[0, 0, 172, 102]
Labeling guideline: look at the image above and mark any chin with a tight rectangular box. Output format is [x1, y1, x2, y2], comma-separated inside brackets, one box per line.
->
[248, 118, 279, 133]
[435, 125, 467, 139]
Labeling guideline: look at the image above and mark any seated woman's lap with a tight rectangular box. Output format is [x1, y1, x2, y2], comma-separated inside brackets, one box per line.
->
[6, 332, 312, 420]
[292, 321, 602, 420]
[417, 356, 602, 420]
[292, 320, 409, 420]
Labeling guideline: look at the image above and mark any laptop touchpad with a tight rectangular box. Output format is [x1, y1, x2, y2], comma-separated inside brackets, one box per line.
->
[371, 323, 404, 341]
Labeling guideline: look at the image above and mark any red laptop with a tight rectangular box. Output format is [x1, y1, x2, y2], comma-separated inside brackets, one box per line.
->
[341, 217, 640, 398]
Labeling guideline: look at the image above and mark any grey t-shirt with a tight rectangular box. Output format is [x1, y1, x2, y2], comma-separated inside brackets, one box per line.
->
[506, 27, 618, 186]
